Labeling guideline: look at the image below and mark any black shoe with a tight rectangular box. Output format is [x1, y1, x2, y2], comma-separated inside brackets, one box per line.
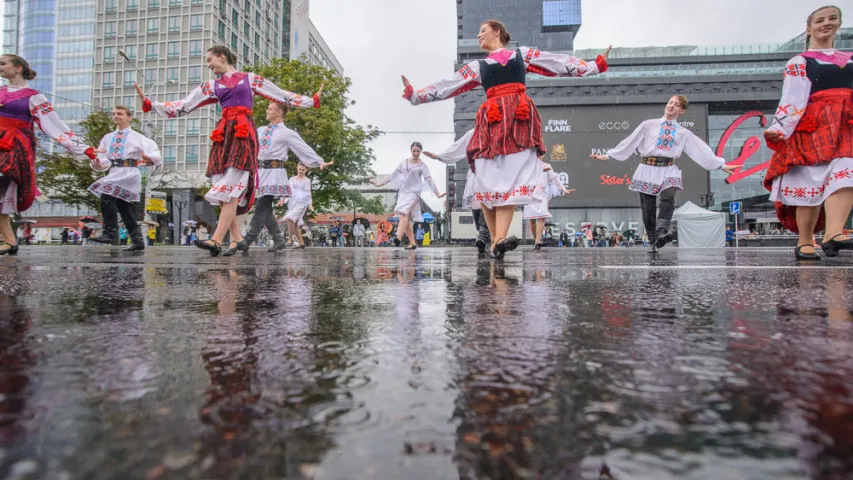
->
[655, 233, 673, 249]
[267, 241, 287, 252]
[795, 245, 821, 261]
[476, 238, 487, 254]
[404, 244, 417, 251]
[0, 243, 19, 255]
[820, 234, 853, 258]
[504, 236, 519, 251]
[492, 239, 508, 260]
[534, 243, 542, 251]
[124, 242, 145, 252]
[195, 239, 222, 257]
[223, 240, 249, 257]
[393, 238, 401, 247]
[89, 235, 114, 244]
[648, 245, 658, 254]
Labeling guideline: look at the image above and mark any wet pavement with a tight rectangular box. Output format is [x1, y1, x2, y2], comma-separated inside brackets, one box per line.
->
[1, 246, 852, 480]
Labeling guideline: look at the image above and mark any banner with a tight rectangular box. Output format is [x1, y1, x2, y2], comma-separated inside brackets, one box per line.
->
[146, 191, 168, 214]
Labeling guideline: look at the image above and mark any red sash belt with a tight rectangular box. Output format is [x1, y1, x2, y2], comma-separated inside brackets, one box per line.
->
[211, 106, 253, 142]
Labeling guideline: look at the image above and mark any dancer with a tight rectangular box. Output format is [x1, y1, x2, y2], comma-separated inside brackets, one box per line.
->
[402, 20, 609, 258]
[244, 102, 332, 252]
[279, 162, 314, 249]
[763, 5, 852, 261]
[422, 129, 493, 254]
[0, 54, 95, 255]
[87, 106, 161, 251]
[134, 45, 321, 257]
[523, 162, 575, 250]
[370, 142, 445, 250]
[591, 95, 736, 252]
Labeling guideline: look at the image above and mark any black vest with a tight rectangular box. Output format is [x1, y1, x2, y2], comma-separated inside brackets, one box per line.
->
[805, 57, 853, 94]
[478, 49, 527, 91]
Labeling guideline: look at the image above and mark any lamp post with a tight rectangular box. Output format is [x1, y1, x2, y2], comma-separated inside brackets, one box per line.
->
[699, 193, 715, 209]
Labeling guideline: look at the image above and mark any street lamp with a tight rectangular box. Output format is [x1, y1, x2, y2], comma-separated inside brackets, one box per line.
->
[699, 193, 715, 209]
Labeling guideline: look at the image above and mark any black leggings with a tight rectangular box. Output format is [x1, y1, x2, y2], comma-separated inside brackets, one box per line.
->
[639, 187, 677, 238]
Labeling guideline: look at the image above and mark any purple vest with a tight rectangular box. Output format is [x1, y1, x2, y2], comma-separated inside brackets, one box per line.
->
[215, 72, 254, 108]
[0, 87, 37, 122]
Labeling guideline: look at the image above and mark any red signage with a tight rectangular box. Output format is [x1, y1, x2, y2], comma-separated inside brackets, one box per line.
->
[718, 111, 770, 185]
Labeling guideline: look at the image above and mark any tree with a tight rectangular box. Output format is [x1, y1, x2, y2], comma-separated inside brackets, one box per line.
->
[340, 190, 387, 216]
[36, 109, 142, 210]
[247, 58, 382, 212]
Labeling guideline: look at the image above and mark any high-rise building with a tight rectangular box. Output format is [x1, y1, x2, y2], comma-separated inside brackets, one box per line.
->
[286, 0, 342, 75]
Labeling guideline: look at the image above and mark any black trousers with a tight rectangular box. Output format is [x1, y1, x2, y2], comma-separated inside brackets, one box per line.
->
[101, 194, 139, 233]
[639, 187, 677, 238]
[244, 195, 283, 244]
[471, 209, 491, 244]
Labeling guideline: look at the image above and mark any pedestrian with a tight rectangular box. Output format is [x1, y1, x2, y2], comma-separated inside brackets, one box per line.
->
[135, 45, 322, 257]
[377, 228, 388, 247]
[60, 228, 69, 245]
[585, 228, 593, 248]
[368, 231, 376, 247]
[370, 142, 445, 250]
[0, 54, 96, 255]
[119, 226, 129, 245]
[523, 161, 574, 250]
[244, 101, 332, 253]
[278, 162, 315, 249]
[592, 95, 736, 252]
[87, 106, 160, 251]
[415, 223, 425, 247]
[726, 226, 734, 247]
[643, 233, 649, 248]
[353, 221, 366, 247]
[402, 20, 610, 258]
[81, 225, 91, 245]
[763, 6, 852, 261]
[147, 226, 156, 246]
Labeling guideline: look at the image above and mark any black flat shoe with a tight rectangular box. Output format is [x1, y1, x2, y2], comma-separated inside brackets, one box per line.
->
[393, 238, 401, 247]
[647, 245, 658, 254]
[491, 239, 508, 260]
[223, 241, 248, 257]
[0, 243, 19, 255]
[124, 243, 145, 252]
[89, 235, 114, 244]
[404, 244, 417, 251]
[195, 239, 222, 257]
[267, 241, 287, 252]
[534, 243, 542, 251]
[820, 234, 853, 258]
[504, 236, 519, 251]
[795, 245, 821, 261]
[655, 233, 673, 249]
[295, 244, 305, 249]
[476, 238, 487, 254]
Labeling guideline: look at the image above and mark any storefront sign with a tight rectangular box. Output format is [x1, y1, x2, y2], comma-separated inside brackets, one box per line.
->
[146, 191, 168, 214]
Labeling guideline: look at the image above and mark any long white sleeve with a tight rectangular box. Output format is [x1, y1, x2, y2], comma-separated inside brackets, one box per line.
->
[281, 128, 324, 167]
[92, 135, 111, 172]
[140, 134, 162, 167]
[30, 94, 92, 156]
[683, 131, 726, 170]
[768, 56, 810, 139]
[250, 73, 318, 109]
[144, 81, 218, 118]
[434, 129, 474, 165]
[606, 121, 650, 161]
[374, 160, 406, 187]
[519, 47, 606, 78]
[405, 60, 482, 106]
[420, 161, 439, 195]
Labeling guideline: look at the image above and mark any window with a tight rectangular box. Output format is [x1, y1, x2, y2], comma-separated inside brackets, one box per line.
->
[57, 57, 94, 69]
[149, 0, 159, 7]
[147, 18, 159, 34]
[164, 146, 176, 163]
[123, 96, 135, 107]
[123, 70, 135, 86]
[231, 9, 238, 26]
[191, 0, 201, 4]
[105, 22, 116, 37]
[255, 11, 260, 24]
[231, 33, 238, 49]
[127, 0, 139, 9]
[59, 7, 95, 19]
[188, 65, 201, 82]
[58, 24, 95, 36]
[242, 44, 248, 61]
[105, 0, 117, 12]
[144, 68, 158, 85]
[104, 46, 116, 63]
[57, 41, 95, 54]
[125, 45, 137, 59]
[219, 0, 226, 12]
[165, 120, 177, 136]
[168, 16, 180, 32]
[169, 0, 181, 6]
[168, 41, 180, 58]
[189, 39, 202, 56]
[190, 14, 202, 31]
[167, 67, 178, 82]
[243, 20, 249, 36]
[186, 145, 199, 163]
[218, 20, 225, 38]
[56, 74, 93, 87]
[146, 43, 158, 59]
[126, 19, 138, 35]
[102, 72, 115, 88]
[186, 119, 200, 134]
[101, 97, 113, 108]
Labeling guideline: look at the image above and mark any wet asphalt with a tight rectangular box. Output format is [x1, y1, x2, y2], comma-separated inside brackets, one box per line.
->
[1, 245, 852, 480]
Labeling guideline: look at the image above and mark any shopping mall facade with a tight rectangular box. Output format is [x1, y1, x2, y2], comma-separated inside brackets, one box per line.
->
[447, 29, 853, 237]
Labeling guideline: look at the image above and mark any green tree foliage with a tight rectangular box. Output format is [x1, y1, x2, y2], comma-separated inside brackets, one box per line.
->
[339, 189, 388, 216]
[36, 109, 142, 210]
[247, 58, 382, 212]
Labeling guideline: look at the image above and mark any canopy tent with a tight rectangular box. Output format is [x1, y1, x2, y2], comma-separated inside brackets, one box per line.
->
[673, 201, 726, 248]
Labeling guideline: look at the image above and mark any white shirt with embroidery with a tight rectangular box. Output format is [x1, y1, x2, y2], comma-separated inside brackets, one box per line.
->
[375, 158, 439, 195]
[256, 122, 325, 197]
[146, 72, 316, 118]
[89, 128, 162, 201]
[287, 176, 312, 206]
[406, 47, 603, 106]
[18, 86, 92, 155]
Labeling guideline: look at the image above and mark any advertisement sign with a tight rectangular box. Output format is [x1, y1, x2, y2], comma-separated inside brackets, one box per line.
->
[146, 191, 168, 214]
[539, 104, 711, 208]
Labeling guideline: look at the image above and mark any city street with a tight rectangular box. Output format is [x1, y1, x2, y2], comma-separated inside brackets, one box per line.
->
[1, 247, 852, 479]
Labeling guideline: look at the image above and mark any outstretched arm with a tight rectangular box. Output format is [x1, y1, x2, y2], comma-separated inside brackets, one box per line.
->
[90, 136, 111, 171]
[281, 129, 328, 168]
[138, 81, 218, 118]
[683, 131, 731, 172]
[423, 129, 475, 165]
[521, 45, 610, 78]
[30, 95, 95, 158]
[250, 73, 321, 109]
[592, 121, 649, 161]
[402, 60, 482, 106]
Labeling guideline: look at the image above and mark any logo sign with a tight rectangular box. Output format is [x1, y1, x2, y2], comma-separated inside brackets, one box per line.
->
[719, 111, 770, 185]
[551, 144, 567, 161]
[146, 190, 168, 214]
[544, 119, 571, 133]
[598, 121, 630, 131]
[730, 202, 741, 215]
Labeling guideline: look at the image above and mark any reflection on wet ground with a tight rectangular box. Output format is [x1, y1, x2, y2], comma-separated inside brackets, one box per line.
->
[1, 247, 852, 479]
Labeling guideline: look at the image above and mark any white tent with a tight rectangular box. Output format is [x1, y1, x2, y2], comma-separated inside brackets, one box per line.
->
[673, 201, 726, 248]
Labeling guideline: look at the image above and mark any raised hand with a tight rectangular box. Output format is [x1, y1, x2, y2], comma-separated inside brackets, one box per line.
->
[563, 188, 576, 195]
[422, 151, 438, 160]
[315, 83, 324, 98]
[722, 164, 738, 175]
[134, 82, 146, 101]
[601, 45, 612, 61]
[763, 130, 784, 143]
[320, 160, 334, 170]
[369, 179, 379, 186]
[590, 154, 608, 161]
[401, 75, 412, 89]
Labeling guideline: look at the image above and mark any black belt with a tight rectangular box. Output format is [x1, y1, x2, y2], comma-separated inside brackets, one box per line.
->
[642, 156, 674, 167]
[260, 159, 287, 169]
[110, 159, 137, 168]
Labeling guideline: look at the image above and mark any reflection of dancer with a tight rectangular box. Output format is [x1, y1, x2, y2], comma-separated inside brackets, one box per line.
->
[592, 95, 736, 252]
[523, 161, 574, 250]
[402, 20, 609, 258]
[243, 102, 332, 253]
[135, 45, 321, 257]
[88, 106, 161, 251]
[370, 142, 445, 250]
[279, 163, 314, 249]
[0, 54, 95, 255]
[423, 130, 492, 254]
[763, 6, 852, 261]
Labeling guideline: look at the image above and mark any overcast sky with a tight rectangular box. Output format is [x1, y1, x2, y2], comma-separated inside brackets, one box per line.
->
[311, 0, 828, 211]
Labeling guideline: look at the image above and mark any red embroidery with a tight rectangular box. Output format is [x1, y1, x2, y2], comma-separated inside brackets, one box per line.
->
[808, 188, 820, 197]
[201, 82, 214, 97]
[793, 187, 807, 198]
[30, 101, 54, 116]
[524, 48, 541, 62]
[251, 75, 265, 89]
[783, 64, 807, 78]
[834, 168, 851, 180]
[459, 64, 478, 80]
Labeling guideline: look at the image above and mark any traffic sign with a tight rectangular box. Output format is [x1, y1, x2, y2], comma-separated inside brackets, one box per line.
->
[729, 202, 741, 215]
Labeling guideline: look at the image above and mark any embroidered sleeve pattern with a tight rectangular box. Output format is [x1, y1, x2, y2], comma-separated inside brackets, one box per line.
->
[606, 121, 649, 161]
[143, 81, 218, 118]
[405, 61, 482, 106]
[769, 56, 810, 139]
[683, 130, 726, 170]
[520, 46, 607, 78]
[250, 73, 318, 109]
[31, 95, 93, 156]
